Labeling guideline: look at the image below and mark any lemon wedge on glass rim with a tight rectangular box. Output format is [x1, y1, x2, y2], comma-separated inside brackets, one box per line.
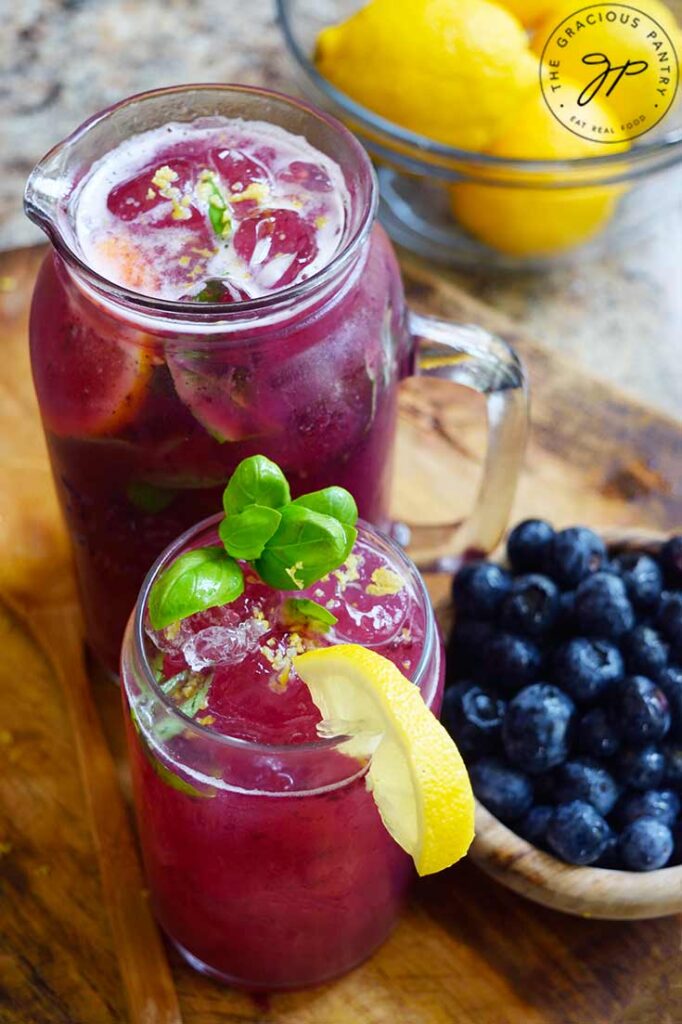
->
[294, 645, 474, 876]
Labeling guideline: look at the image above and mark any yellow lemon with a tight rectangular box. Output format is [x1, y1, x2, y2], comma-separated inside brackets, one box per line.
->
[316, 0, 538, 151]
[294, 645, 474, 876]
[449, 84, 630, 256]
[532, 0, 680, 129]
[497, 0, 561, 27]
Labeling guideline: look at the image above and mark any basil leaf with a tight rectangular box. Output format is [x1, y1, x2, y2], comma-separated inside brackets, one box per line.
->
[282, 597, 338, 629]
[147, 752, 214, 798]
[130, 708, 214, 799]
[199, 170, 232, 239]
[223, 455, 291, 515]
[219, 504, 281, 561]
[155, 674, 211, 741]
[341, 524, 358, 562]
[127, 480, 177, 514]
[148, 546, 244, 630]
[254, 505, 349, 590]
[293, 486, 358, 526]
[178, 677, 212, 719]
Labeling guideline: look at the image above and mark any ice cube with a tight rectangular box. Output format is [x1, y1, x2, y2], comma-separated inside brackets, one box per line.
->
[188, 606, 241, 631]
[145, 617, 194, 654]
[182, 620, 268, 672]
[338, 600, 408, 648]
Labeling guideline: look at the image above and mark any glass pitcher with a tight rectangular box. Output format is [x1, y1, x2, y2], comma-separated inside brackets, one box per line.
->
[25, 84, 528, 674]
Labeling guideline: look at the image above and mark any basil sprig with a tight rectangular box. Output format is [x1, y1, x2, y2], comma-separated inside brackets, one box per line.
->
[148, 455, 358, 631]
[199, 169, 232, 239]
[223, 454, 291, 514]
[282, 598, 338, 629]
[255, 504, 354, 590]
[148, 546, 244, 630]
[218, 505, 281, 561]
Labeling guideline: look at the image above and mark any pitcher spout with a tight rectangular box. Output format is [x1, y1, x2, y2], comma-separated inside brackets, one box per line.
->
[24, 119, 88, 255]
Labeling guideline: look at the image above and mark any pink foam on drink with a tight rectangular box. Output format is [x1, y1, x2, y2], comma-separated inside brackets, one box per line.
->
[145, 536, 425, 745]
[73, 120, 348, 301]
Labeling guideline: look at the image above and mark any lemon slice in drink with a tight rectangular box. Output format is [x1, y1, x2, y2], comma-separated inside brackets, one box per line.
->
[294, 645, 474, 875]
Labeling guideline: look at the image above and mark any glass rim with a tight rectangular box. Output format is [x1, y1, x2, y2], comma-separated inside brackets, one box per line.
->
[277, 0, 682, 179]
[128, 512, 439, 756]
[24, 83, 378, 320]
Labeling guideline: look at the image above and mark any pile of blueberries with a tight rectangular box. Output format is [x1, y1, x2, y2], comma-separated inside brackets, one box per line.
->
[444, 521, 682, 871]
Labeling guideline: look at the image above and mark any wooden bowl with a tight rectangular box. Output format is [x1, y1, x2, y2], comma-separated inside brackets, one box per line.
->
[445, 528, 682, 920]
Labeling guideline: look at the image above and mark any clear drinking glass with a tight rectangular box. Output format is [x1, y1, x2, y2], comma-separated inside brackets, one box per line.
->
[121, 515, 444, 989]
[25, 84, 528, 673]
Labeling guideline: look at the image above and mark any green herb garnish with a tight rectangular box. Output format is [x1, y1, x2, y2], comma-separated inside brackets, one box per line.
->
[177, 677, 212, 719]
[254, 504, 355, 591]
[147, 455, 358, 632]
[130, 707, 215, 799]
[282, 598, 338, 629]
[148, 546, 244, 630]
[223, 454, 290, 514]
[292, 486, 358, 525]
[198, 169, 232, 239]
[219, 504, 282, 561]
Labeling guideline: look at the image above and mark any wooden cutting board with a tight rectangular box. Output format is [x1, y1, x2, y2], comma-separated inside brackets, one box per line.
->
[1, 245, 681, 1024]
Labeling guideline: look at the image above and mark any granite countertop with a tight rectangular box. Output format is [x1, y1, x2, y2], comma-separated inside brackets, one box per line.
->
[2, 0, 681, 419]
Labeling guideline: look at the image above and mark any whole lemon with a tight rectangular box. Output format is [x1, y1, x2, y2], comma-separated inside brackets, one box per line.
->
[315, 0, 538, 151]
[449, 85, 630, 257]
[496, 0, 560, 27]
[532, 0, 680, 128]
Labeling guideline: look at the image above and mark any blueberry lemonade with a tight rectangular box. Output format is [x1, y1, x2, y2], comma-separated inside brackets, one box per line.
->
[121, 456, 474, 989]
[28, 89, 408, 672]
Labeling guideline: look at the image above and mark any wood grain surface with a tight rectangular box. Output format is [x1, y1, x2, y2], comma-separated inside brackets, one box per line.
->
[1, 245, 681, 1024]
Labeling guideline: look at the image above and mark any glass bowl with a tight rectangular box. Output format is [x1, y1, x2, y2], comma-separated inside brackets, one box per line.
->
[277, 0, 682, 270]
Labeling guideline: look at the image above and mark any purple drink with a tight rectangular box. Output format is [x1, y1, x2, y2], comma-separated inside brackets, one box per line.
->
[121, 516, 444, 989]
[26, 85, 528, 676]
[28, 95, 406, 673]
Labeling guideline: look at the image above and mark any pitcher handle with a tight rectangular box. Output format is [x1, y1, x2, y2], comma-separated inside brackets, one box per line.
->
[398, 312, 529, 572]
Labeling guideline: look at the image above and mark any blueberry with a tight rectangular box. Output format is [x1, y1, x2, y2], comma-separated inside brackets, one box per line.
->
[619, 789, 680, 828]
[533, 771, 557, 805]
[447, 619, 493, 681]
[660, 536, 682, 589]
[469, 757, 534, 822]
[546, 801, 612, 866]
[610, 551, 663, 611]
[451, 561, 511, 620]
[506, 519, 554, 574]
[663, 744, 682, 788]
[574, 572, 635, 640]
[556, 590, 576, 635]
[552, 637, 623, 703]
[552, 759, 620, 816]
[484, 632, 543, 691]
[441, 682, 470, 729]
[672, 823, 682, 866]
[499, 575, 560, 637]
[616, 676, 670, 745]
[655, 592, 682, 646]
[658, 665, 682, 739]
[619, 817, 674, 871]
[444, 683, 505, 757]
[502, 683, 575, 775]
[594, 831, 621, 868]
[548, 527, 607, 589]
[518, 804, 553, 847]
[578, 707, 621, 758]
[616, 745, 665, 790]
[622, 626, 668, 679]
